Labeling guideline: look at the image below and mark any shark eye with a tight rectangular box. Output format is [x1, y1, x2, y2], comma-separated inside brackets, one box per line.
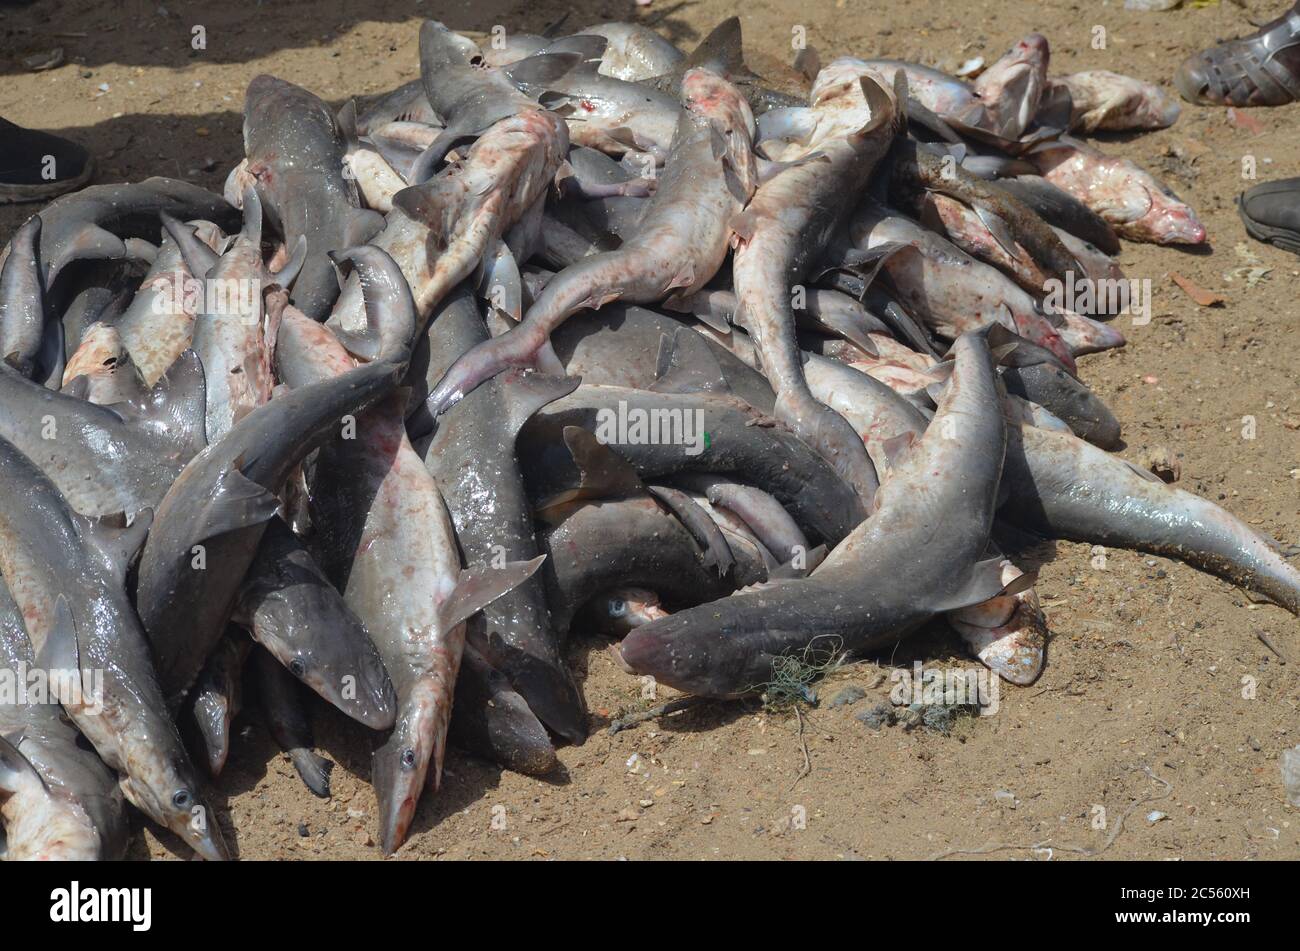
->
[173, 789, 193, 810]
[608, 599, 627, 617]
[400, 749, 416, 769]
[289, 658, 306, 678]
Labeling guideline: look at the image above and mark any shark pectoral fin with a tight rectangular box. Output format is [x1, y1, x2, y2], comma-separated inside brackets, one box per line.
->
[289, 749, 333, 799]
[392, 179, 456, 233]
[76, 509, 154, 583]
[0, 733, 41, 795]
[152, 349, 209, 456]
[973, 205, 1022, 261]
[270, 235, 308, 291]
[855, 75, 898, 136]
[768, 543, 829, 579]
[691, 305, 731, 335]
[722, 163, 750, 206]
[682, 16, 750, 78]
[539, 34, 606, 67]
[239, 184, 266, 246]
[537, 92, 578, 118]
[476, 239, 523, 321]
[879, 431, 918, 471]
[936, 556, 1025, 613]
[834, 240, 909, 286]
[873, 296, 939, 357]
[557, 425, 644, 500]
[161, 213, 219, 281]
[498, 369, 580, 437]
[344, 208, 385, 247]
[440, 556, 547, 632]
[504, 51, 585, 88]
[650, 327, 734, 397]
[533, 337, 567, 377]
[35, 596, 81, 690]
[48, 223, 127, 282]
[60, 374, 90, 401]
[336, 99, 360, 148]
[1000, 569, 1039, 598]
[729, 207, 761, 245]
[792, 45, 821, 82]
[922, 360, 954, 384]
[990, 340, 1022, 367]
[408, 132, 463, 184]
[645, 484, 737, 578]
[110, 348, 209, 457]
[195, 467, 282, 542]
[328, 247, 418, 365]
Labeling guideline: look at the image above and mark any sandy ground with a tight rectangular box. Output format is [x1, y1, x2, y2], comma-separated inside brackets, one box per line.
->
[1, 0, 1298, 861]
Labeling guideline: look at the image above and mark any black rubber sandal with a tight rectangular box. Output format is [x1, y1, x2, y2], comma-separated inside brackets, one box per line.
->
[1175, 4, 1300, 107]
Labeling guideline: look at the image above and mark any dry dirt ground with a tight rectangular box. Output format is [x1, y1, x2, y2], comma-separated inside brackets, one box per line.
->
[2, 0, 1298, 861]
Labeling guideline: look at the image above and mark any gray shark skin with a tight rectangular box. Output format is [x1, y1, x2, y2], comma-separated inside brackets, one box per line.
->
[538, 64, 683, 163]
[61, 322, 145, 406]
[0, 436, 228, 859]
[638, 17, 803, 117]
[0, 349, 206, 518]
[539, 495, 750, 635]
[279, 254, 539, 853]
[26, 178, 236, 288]
[547, 303, 777, 413]
[793, 345, 1047, 685]
[992, 175, 1120, 255]
[619, 332, 1009, 697]
[187, 630, 250, 777]
[518, 384, 865, 547]
[355, 80, 440, 135]
[52, 255, 149, 360]
[448, 641, 558, 777]
[136, 348, 403, 706]
[0, 576, 128, 860]
[327, 106, 567, 336]
[250, 645, 333, 799]
[115, 220, 226, 386]
[0, 216, 46, 376]
[576, 22, 685, 81]
[675, 474, 808, 566]
[731, 69, 899, 508]
[416, 20, 582, 175]
[174, 187, 290, 447]
[1001, 361, 1120, 449]
[1002, 423, 1300, 615]
[234, 517, 397, 730]
[414, 285, 588, 744]
[243, 75, 383, 318]
[422, 68, 757, 421]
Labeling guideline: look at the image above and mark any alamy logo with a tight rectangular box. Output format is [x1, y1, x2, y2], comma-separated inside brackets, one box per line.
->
[1, 663, 104, 716]
[150, 271, 261, 324]
[593, 400, 708, 456]
[49, 882, 152, 932]
[1042, 272, 1152, 325]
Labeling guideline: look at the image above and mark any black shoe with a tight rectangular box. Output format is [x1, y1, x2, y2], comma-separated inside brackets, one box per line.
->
[1238, 177, 1300, 255]
[0, 117, 95, 204]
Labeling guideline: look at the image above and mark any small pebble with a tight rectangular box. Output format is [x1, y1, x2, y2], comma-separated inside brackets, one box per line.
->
[829, 685, 867, 709]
